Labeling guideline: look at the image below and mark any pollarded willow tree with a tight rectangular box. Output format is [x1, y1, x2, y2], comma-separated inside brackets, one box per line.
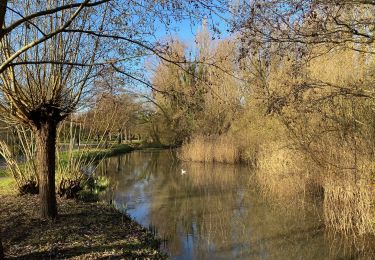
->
[0, 0, 109, 219]
[0, 0, 232, 222]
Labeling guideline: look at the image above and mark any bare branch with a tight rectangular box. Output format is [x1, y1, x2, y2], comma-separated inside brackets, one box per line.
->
[2, 0, 109, 38]
[0, 0, 90, 74]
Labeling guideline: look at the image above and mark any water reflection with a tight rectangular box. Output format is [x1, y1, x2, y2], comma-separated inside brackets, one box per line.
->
[95, 150, 374, 259]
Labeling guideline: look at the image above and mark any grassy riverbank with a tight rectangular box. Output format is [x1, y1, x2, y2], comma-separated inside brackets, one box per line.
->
[0, 144, 166, 259]
[0, 142, 167, 177]
[0, 193, 164, 259]
[58, 143, 135, 164]
[0, 177, 15, 195]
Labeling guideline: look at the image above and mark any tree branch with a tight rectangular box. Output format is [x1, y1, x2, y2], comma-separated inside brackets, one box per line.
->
[0, 0, 7, 30]
[2, 0, 109, 39]
[110, 64, 167, 95]
[0, 0, 90, 74]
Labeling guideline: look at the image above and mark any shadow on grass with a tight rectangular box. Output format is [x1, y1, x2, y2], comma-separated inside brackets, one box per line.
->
[7, 243, 157, 259]
[1, 195, 163, 259]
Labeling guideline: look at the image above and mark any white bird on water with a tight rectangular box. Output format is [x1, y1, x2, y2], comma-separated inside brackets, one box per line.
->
[181, 169, 187, 175]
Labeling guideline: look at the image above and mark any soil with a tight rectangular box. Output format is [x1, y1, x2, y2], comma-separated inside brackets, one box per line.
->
[0, 194, 165, 259]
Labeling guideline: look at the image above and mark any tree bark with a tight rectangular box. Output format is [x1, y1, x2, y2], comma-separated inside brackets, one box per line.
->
[117, 128, 122, 144]
[35, 121, 57, 219]
[104, 132, 109, 149]
[124, 128, 127, 142]
[0, 0, 8, 40]
[0, 234, 4, 260]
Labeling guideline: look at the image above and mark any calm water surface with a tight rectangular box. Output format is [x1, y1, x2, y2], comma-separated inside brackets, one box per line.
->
[95, 150, 369, 260]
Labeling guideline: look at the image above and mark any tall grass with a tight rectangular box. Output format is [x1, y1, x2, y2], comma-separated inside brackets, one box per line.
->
[0, 126, 38, 194]
[55, 116, 122, 198]
[308, 126, 375, 236]
[255, 139, 374, 237]
[0, 114, 123, 196]
[178, 135, 241, 164]
[243, 47, 375, 239]
[256, 142, 311, 200]
[323, 176, 374, 236]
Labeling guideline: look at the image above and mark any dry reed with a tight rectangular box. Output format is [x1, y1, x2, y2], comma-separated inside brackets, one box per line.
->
[256, 138, 375, 237]
[256, 142, 311, 201]
[323, 176, 374, 236]
[178, 135, 241, 163]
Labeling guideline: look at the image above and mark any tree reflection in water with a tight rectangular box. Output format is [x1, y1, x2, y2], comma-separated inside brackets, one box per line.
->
[95, 150, 375, 260]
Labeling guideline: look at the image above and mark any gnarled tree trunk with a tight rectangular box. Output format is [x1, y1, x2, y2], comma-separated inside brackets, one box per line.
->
[35, 120, 57, 219]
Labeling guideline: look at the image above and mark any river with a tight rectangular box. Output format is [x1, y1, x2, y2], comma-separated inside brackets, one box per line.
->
[95, 149, 370, 259]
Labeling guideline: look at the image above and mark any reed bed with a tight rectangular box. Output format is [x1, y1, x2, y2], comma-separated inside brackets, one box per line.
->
[256, 142, 310, 200]
[178, 135, 241, 164]
[255, 139, 375, 237]
[323, 174, 374, 237]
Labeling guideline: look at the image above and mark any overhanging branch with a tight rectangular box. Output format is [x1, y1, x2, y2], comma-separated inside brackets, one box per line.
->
[2, 0, 109, 39]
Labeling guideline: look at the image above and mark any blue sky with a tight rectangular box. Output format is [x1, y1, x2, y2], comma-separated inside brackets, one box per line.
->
[130, 2, 233, 95]
[152, 0, 233, 45]
[157, 18, 230, 44]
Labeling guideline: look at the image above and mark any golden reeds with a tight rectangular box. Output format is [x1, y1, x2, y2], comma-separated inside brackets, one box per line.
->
[178, 135, 241, 164]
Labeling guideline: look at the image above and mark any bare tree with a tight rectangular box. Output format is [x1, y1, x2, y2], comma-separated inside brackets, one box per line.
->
[0, 1, 234, 258]
[0, 0, 234, 222]
[234, 0, 374, 55]
[232, 0, 375, 115]
[234, 0, 375, 181]
[0, 0, 109, 219]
